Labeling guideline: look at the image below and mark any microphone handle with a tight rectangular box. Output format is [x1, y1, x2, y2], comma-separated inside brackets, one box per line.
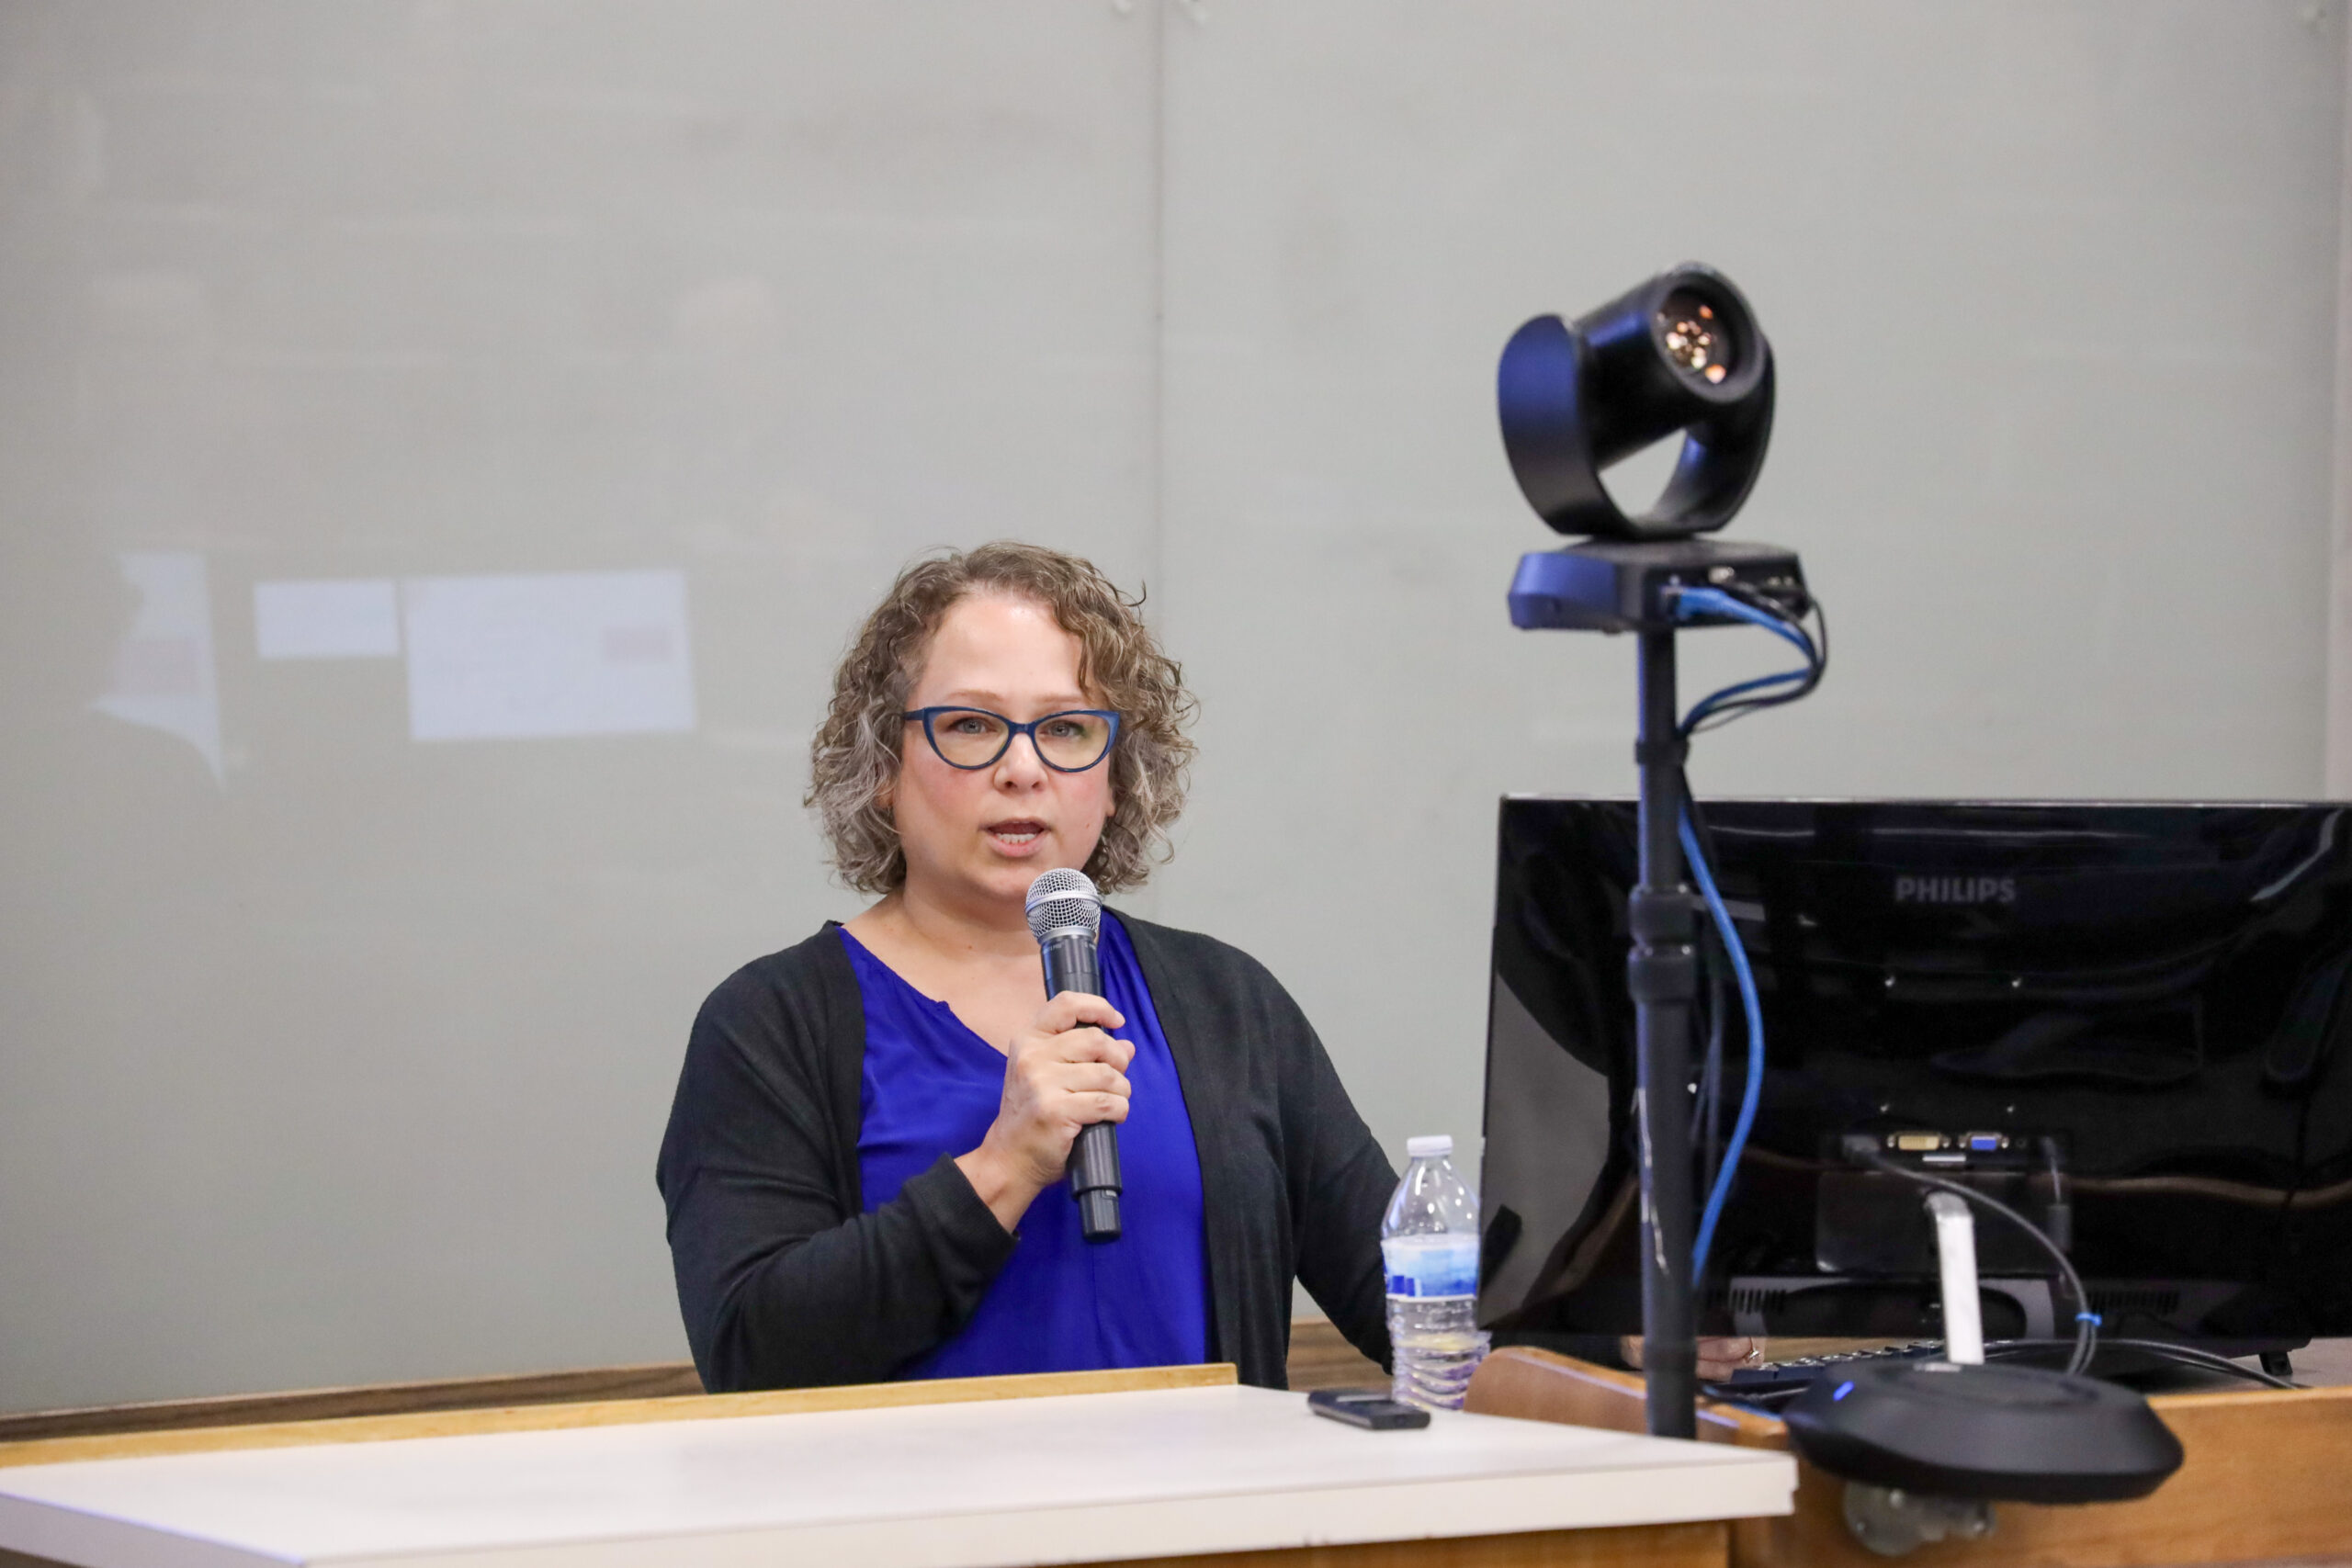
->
[1038, 931, 1102, 1001]
[1039, 931, 1122, 1244]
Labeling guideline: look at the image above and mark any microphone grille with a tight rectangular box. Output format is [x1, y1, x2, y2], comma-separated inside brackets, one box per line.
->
[1025, 867, 1102, 942]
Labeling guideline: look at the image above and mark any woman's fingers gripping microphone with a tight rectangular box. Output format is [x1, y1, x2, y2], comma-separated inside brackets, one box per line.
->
[984, 994, 1136, 1191]
[1048, 1045, 1132, 1125]
[1030, 990, 1134, 1126]
[960, 993, 1136, 1232]
[1033, 1017, 1134, 1130]
[1034, 988, 1129, 1053]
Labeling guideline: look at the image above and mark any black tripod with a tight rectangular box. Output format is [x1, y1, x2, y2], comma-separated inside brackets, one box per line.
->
[1509, 536, 1809, 1438]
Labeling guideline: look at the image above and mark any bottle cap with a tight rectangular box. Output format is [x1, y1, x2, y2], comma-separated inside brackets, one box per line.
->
[1406, 1134, 1453, 1158]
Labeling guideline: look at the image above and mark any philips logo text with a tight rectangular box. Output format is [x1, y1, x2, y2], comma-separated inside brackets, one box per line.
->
[1894, 875, 2017, 906]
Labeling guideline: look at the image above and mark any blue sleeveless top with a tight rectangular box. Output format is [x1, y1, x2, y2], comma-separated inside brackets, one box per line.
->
[841, 915, 1211, 1380]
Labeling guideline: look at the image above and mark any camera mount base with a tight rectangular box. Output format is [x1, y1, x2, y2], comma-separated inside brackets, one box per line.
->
[1510, 538, 1807, 635]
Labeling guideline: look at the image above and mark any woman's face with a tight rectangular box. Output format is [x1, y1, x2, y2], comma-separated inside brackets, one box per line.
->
[891, 592, 1115, 916]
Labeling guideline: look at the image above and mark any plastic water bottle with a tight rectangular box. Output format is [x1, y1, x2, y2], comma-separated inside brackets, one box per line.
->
[1382, 1134, 1491, 1411]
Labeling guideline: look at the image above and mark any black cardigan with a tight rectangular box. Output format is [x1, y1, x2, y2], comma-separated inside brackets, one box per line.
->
[655, 914, 1397, 1392]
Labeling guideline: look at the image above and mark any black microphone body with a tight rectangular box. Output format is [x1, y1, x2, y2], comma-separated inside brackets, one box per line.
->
[1037, 931, 1102, 1010]
[1028, 872, 1122, 1244]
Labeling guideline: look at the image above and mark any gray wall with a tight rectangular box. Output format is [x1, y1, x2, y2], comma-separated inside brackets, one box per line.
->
[1, 1, 2342, 1412]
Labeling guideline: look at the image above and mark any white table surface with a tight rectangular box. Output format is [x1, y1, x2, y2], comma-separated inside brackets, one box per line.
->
[0, 1383, 1796, 1568]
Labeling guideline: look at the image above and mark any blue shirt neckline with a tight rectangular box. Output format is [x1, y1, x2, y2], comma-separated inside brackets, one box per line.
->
[834, 923, 1008, 1065]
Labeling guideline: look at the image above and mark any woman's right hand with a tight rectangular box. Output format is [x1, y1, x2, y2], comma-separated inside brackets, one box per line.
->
[1620, 1335, 1760, 1381]
[956, 991, 1134, 1232]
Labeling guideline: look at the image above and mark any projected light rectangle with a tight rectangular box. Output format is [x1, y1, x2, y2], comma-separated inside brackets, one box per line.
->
[402, 570, 695, 743]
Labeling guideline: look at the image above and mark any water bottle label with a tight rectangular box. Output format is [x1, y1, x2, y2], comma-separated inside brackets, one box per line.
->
[1382, 1235, 1478, 1300]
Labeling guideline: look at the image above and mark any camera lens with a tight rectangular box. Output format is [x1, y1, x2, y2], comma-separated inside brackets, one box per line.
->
[1657, 288, 1736, 386]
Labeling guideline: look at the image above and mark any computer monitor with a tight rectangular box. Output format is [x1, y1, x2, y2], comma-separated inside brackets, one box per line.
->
[1477, 798, 2352, 1351]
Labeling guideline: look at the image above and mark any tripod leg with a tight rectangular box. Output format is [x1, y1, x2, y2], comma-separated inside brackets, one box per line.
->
[1630, 628, 1697, 1439]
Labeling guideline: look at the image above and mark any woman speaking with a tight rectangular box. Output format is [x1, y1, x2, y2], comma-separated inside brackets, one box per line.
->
[656, 542, 1397, 1390]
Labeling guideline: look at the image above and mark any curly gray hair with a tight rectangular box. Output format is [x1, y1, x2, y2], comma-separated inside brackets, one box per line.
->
[807, 542, 1198, 895]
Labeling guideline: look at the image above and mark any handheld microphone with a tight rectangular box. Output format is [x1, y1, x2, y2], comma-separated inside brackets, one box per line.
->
[1025, 867, 1121, 1243]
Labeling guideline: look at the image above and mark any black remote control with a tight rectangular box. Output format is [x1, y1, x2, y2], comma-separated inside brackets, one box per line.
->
[1307, 1389, 1431, 1429]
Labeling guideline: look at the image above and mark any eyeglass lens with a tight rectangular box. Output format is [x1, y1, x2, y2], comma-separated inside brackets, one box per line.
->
[927, 709, 1113, 770]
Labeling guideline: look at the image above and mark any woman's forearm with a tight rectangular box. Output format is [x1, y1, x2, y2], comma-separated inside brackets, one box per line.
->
[954, 1144, 1046, 1234]
[679, 1155, 1018, 1392]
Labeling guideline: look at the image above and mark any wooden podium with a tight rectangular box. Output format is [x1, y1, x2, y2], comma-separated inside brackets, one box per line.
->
[0, 1362, 1793, 1568]
[1463, 1347, 2352, 1568]
[14, 1344, 2337, 1567]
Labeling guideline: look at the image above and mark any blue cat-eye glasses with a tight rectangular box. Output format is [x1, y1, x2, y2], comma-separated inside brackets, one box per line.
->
[901, 706, 1121, 773]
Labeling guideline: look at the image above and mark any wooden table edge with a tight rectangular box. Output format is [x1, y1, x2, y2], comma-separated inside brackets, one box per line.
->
[0, 1362, 1239, 1470]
